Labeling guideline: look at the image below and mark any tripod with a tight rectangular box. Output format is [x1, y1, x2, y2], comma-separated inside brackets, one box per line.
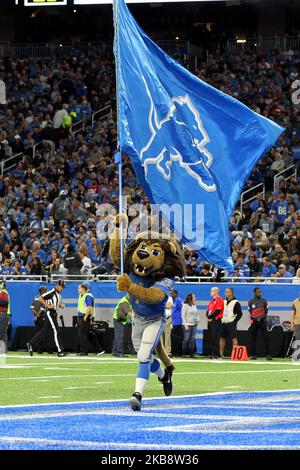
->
[285, 332, 295, 358]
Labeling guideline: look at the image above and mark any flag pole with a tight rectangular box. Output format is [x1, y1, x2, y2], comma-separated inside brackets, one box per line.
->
[113, 0, 124, 275]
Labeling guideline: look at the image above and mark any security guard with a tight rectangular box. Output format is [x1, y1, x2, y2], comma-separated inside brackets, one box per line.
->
[0, 280, 10, 353]
[112, 295, 132, 357]
[77, 283, 94, 356]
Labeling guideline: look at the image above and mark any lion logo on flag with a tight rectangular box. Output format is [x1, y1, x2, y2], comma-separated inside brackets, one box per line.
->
[140, 77, 216, 192]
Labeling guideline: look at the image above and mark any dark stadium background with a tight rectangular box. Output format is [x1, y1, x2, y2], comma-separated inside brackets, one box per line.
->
[0, 0, 299, 44]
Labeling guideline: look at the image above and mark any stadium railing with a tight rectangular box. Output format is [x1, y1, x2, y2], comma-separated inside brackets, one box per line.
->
[72, 102, 112, 136]
[227, 36, 300, 53]
[1, 274, 298, 285]
[32, 141, 43, 160]
[0, 40, 189, 60]
[0, 42, 114, 59]
[240, 182, 265, 212]
[0, 152, 24, 175]
[273, 164, 297, 192]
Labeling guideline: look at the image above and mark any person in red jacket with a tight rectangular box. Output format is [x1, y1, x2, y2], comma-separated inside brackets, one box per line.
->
[206, 287, 224, 358]
[0, 280, 10, 353]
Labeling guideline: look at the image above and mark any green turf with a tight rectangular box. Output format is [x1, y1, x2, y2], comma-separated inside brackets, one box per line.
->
[0, 352, 299, 406]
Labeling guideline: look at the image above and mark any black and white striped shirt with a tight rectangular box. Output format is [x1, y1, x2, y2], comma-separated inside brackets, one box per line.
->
[41, 288, 62, 313]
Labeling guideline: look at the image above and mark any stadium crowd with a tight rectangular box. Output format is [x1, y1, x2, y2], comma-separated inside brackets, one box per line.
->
[0, 46, 299, 281]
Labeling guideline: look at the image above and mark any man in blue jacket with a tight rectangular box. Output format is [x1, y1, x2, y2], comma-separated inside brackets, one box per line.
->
[170, 290, 183, 356]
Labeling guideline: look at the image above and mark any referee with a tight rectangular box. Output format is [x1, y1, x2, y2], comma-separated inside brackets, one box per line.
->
[27, 280, 66, 357]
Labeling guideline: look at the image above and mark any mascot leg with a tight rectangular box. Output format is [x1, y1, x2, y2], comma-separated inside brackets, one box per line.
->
[130, 315, 172, 411]
[156, 339, 175, 373]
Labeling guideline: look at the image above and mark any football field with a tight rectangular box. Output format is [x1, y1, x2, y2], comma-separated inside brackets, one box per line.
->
[1, 353, 300, 449]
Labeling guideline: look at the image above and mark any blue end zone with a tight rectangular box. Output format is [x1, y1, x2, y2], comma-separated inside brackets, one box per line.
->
[0, 390, 300, 449]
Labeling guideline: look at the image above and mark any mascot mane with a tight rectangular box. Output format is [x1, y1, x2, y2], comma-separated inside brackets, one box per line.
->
[124, 232, 186, 280]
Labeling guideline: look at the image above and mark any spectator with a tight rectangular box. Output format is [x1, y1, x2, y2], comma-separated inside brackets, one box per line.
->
[29, 258, 46, 276]
[170, 289, 183, 357]
[52, 190, 71, 224]
[258, 209, 275, 234]
[234, 254, 250, 279]
[275, 264, 293, 283]
[271, 191, 289, 228]
[63, 243, 83, 276]
[181, 293, 199, 358]
[79, 246, 92, 274]
[261, 256, 277, 278]
[247, 253, 262, 277]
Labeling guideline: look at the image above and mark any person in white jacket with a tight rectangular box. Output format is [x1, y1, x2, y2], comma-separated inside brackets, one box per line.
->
[182, 293, 199, 358]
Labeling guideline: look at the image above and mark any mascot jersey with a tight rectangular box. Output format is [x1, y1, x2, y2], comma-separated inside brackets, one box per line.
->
[128, 273, 175, 318]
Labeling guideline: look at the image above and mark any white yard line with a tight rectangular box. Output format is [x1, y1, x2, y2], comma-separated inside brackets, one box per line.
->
[31, 380, 50, 383]
[63, 384, 113, 389]
[43, 368, 92, 371]
[0, 436, 298, 450]
[0, 389, 299, 410]
[1, 368, 299, 382]
[5, 355, 298, 366]
[37, 396, 62, 399]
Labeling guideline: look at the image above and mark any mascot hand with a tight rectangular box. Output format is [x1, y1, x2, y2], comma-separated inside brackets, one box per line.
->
[115, 213, 128, 228]
[117, 273, 132, 292]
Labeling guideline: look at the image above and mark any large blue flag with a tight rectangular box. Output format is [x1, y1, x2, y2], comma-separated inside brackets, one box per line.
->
[113, 0, 284, 272]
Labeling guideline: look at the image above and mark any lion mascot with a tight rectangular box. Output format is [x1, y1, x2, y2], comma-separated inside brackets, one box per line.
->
[109, 214, 185, 411]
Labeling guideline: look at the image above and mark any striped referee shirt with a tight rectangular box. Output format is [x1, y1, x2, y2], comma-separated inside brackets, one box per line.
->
[40, 288, 62, 313]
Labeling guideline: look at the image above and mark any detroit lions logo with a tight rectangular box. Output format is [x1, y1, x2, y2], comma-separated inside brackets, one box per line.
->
[140, 77, 216, 192]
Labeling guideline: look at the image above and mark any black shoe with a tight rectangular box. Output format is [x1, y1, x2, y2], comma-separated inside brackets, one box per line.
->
[27, 343, 33, 357]
[130, 392, 142, 411]
[57, 351, 67, 357]
[250, 356, 257, 360]
[77, 352, 88, 356]
[159, 369, 173, 396]
[266, 355, 273, 361]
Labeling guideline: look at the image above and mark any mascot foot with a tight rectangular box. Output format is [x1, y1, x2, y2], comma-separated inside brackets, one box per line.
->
[159, 369, 173, 396]
[130, 392, 142, 411]
[165, 364, 175, 375]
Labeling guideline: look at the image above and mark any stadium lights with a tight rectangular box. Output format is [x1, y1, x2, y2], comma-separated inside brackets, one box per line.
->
[236, 39, 247, 44]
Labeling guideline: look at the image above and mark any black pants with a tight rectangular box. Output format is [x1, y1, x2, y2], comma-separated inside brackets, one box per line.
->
[249, 319, 270, 356]
[207, 319, 222, 357]
[171, 325, 183, 356]
[77, 316, 91, 354]
[30, 311, 63, 353]
[32, 317, 46, 353]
